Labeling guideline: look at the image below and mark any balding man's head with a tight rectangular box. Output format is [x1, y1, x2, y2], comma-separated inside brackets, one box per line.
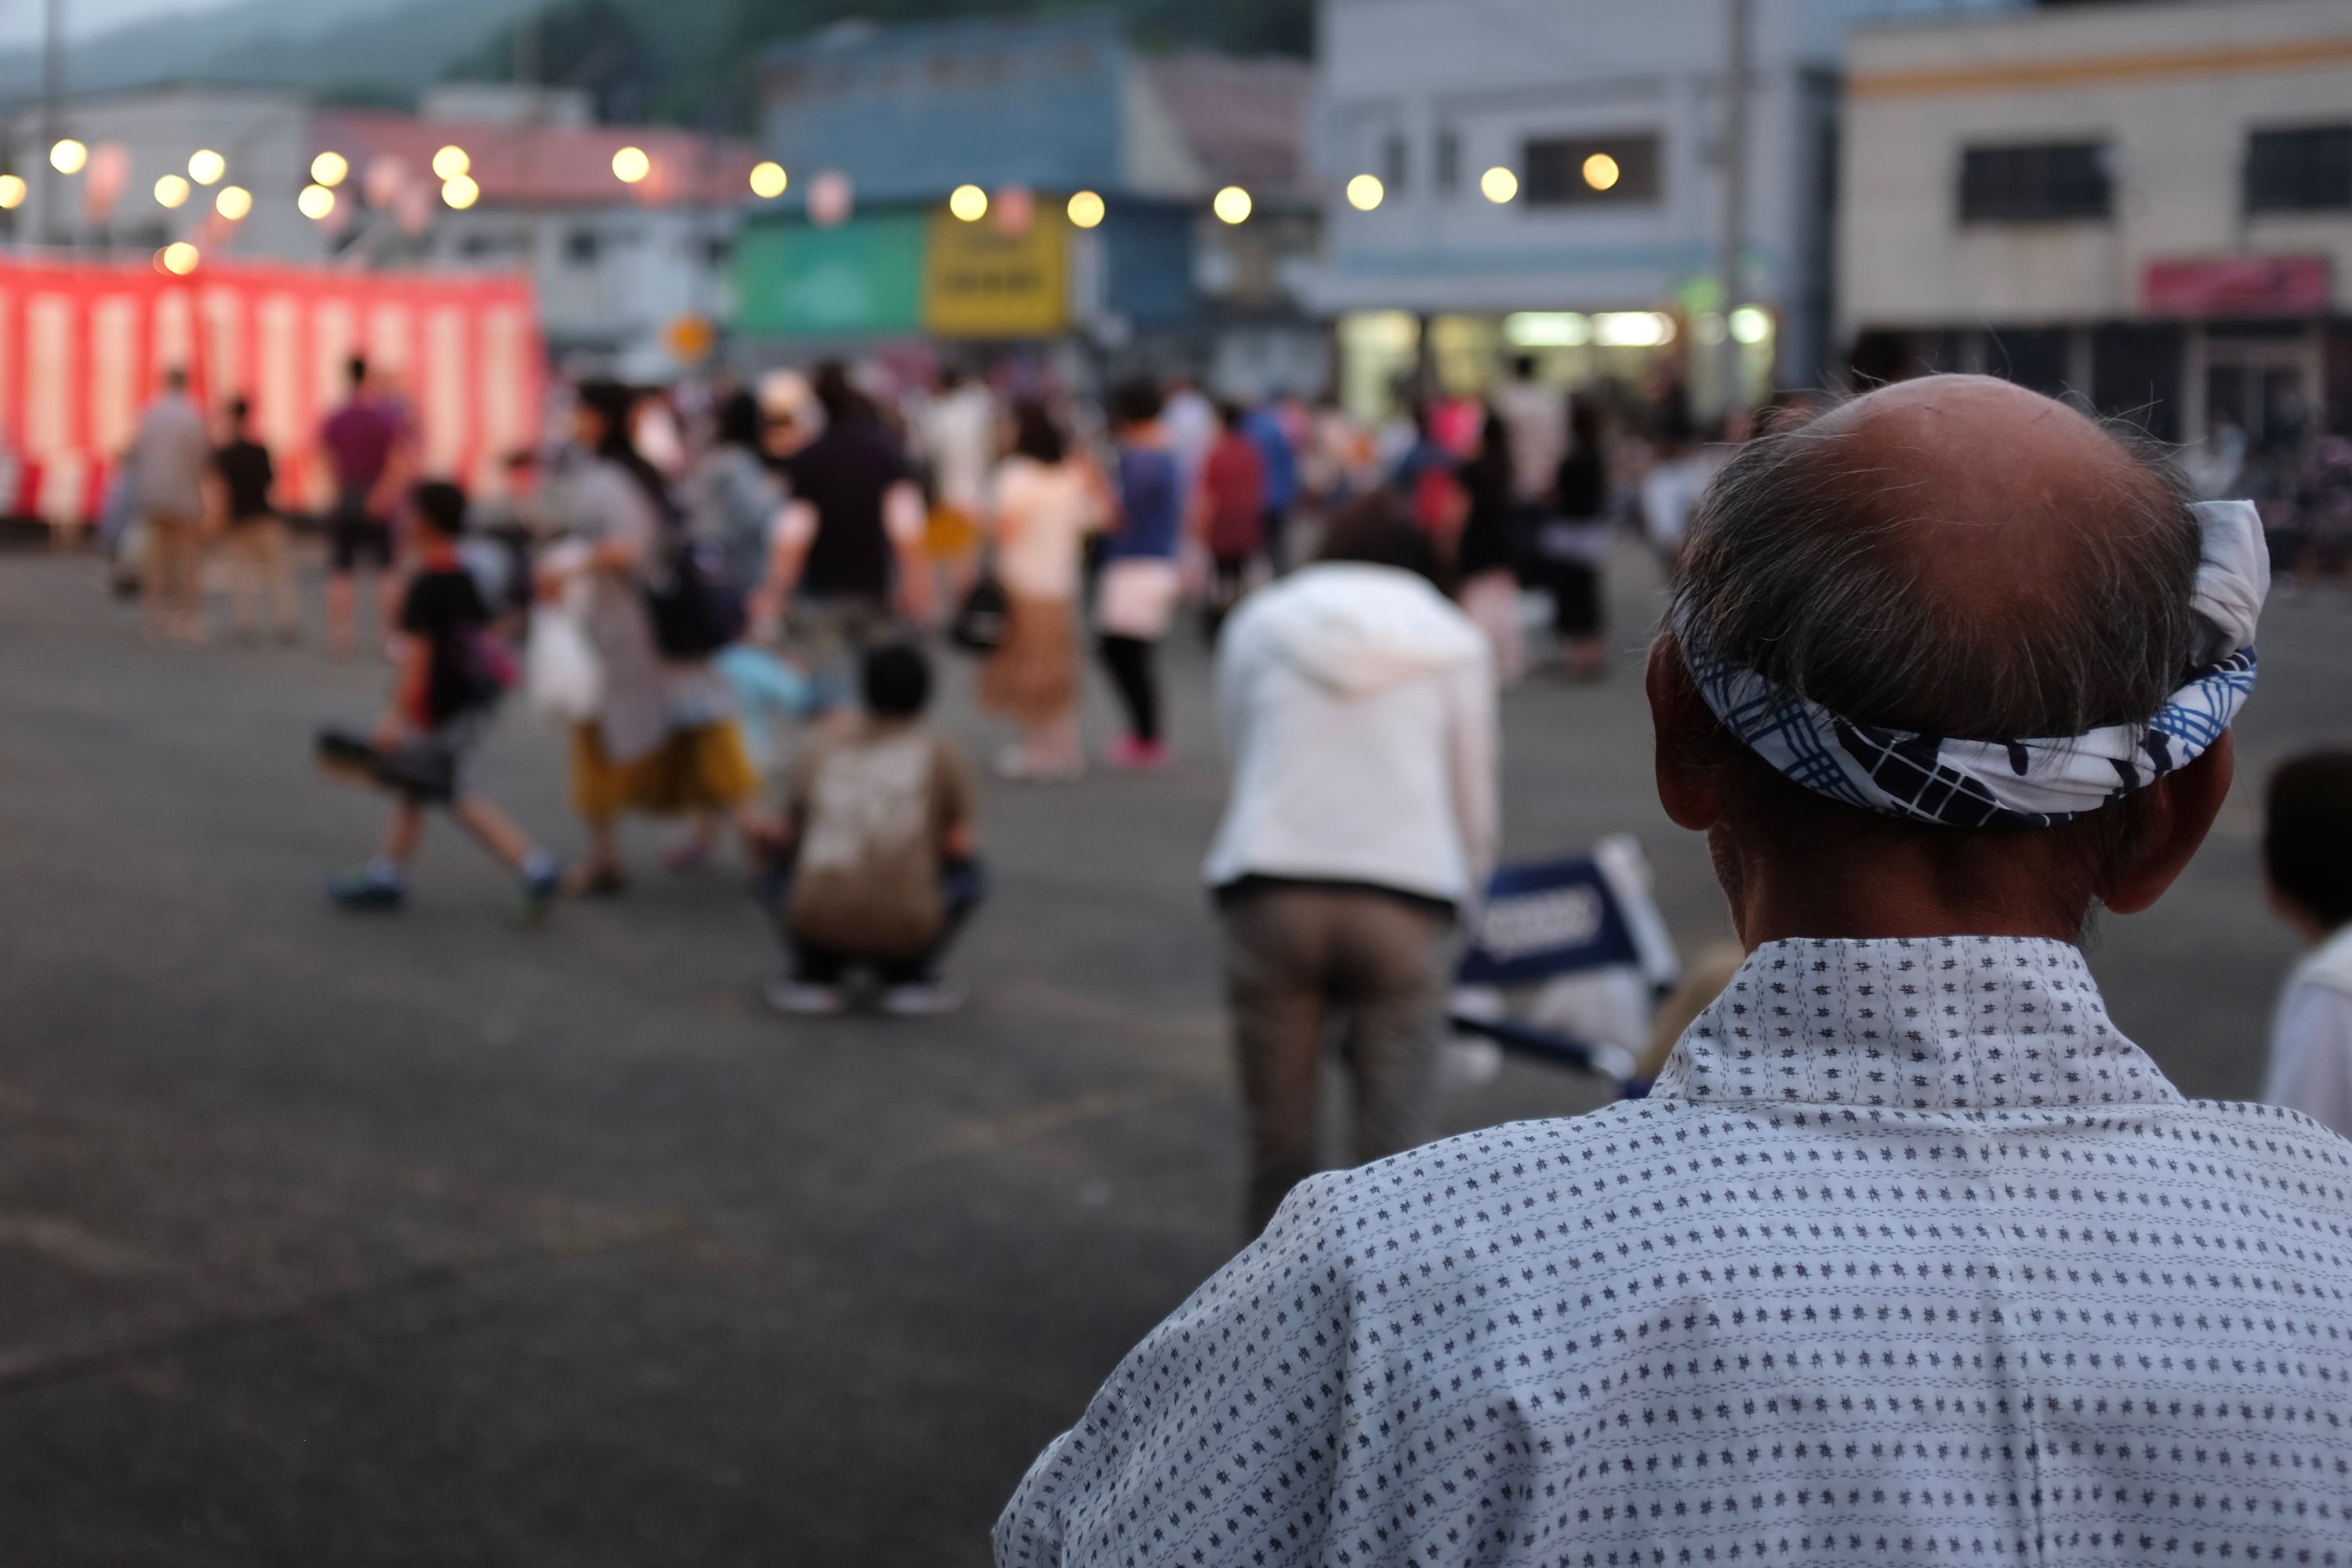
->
[1675, 375, 2200, 742]
[1653, 375, 2227, 942]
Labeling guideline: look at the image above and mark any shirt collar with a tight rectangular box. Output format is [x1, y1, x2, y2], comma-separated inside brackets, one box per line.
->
[1653, 935, 2183, 1112]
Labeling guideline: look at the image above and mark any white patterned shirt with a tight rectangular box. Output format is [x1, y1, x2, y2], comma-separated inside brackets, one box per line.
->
[997, 936, 2352, 1568]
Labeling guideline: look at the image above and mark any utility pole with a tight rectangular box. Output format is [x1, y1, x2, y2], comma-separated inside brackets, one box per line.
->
[1716, 0, 1752, 415]
[39, 0, 64, 246]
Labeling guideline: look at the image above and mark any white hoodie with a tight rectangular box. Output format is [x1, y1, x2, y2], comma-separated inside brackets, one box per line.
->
[1203, 562, 1500, 905]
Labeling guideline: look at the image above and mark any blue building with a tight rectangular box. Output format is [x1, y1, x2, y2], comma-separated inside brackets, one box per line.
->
[735, 9, 1321, 388]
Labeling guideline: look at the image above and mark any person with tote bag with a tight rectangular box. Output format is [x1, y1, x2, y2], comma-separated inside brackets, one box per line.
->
[1094, 379, 1185, 770]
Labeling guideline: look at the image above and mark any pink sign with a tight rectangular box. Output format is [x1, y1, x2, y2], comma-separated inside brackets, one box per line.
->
[2143, 255, 2331, 318]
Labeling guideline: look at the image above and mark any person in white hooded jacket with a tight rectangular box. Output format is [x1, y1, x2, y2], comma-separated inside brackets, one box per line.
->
[1204, 496, 1499, 1234]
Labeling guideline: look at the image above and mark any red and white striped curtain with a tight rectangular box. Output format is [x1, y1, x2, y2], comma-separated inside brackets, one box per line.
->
[0, 256, 543, 522]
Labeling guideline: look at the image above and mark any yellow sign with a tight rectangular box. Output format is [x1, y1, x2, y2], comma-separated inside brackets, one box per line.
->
[923, 205, 1067, 338]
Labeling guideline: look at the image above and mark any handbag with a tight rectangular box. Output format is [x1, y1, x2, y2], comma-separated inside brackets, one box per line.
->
[950, 568, 1011, 655]
[1095, 556, 1181, 641]
[526, 610, 603, 720]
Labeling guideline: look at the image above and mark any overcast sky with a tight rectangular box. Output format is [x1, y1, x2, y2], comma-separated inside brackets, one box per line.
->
[0, 0, 242, 49]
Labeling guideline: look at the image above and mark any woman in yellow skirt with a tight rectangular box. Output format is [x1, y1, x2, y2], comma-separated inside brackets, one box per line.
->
[546, 382, 762, 895]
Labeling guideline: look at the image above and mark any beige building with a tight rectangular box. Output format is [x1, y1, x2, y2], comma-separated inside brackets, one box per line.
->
[1840, 0, 2352, 448]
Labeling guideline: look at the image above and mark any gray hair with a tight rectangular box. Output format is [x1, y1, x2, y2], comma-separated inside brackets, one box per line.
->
[1669, 413, 2203, 743]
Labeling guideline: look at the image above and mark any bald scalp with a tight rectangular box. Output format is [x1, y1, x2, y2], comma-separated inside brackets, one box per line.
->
[1674, 375, 2200, 742]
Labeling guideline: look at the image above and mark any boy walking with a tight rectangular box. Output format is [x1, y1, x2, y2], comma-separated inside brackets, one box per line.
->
[762, 644, 984, 1016]
[329, 481, 561, 920]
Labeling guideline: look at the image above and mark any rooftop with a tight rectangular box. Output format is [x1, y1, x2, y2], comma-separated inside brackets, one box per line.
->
[311, 111, 758, 209]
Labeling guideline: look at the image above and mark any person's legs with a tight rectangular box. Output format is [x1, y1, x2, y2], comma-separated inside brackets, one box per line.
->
[1203, 554, 1247, 641]
[1262, 506, 1288, 575]
[1127, 637, 1161, 747]
[1328, 893, 1454, 1169]
[257, 517, 301, 639]
[381, 796, 426, 863]
[144, 515, 197, 640]
[1223, 887, 1336, 1235]
[223, 524, 261, 637]
[1461, 569, 1524, 685]
[880, 857, 990, 988]
[326, 498, 365, 655]
[451, 795, 534, 869]
[332, 794, 423, 909]
[168, 515, 207, 639]
[362, 524, 400, 648]
[1097, 633, 1163, 754]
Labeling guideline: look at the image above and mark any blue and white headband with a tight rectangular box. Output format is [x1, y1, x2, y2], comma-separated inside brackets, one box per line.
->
[1678, 499, 2267, 828]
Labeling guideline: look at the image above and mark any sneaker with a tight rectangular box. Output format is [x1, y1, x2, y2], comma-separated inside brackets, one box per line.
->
[1104, 737, 1169, 771]
[879, 981, 967, 1018]
[514, 863, 562, 927]
[765, 978, 849, 1017]
[328, 869, 406, 911]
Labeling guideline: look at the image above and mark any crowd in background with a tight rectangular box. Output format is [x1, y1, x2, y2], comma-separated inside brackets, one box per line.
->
[95, 349, 2352, 1230]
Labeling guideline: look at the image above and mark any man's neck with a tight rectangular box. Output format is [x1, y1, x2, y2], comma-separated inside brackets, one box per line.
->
[1718, 826, 2086, 950]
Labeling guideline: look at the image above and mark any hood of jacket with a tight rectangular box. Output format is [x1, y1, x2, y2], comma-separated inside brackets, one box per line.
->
[1247, 562, 1488, 698]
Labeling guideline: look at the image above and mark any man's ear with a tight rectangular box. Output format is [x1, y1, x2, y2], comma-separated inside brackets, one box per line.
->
[1647, 634, 1724, 833]
[2102, 731, 2234, 915]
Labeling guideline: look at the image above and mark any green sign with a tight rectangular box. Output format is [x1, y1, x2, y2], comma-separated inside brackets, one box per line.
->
[733, 213, 924, 338]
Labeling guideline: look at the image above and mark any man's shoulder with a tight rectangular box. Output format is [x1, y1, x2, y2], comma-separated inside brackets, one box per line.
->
[1282, 1092, 2352, 1266]
[2172, 1091, 2352, 1159]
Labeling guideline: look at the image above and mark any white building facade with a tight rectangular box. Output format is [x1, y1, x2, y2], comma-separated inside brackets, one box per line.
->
[1306, 0, 2005, 417]
[1840, 0, 2352, 448]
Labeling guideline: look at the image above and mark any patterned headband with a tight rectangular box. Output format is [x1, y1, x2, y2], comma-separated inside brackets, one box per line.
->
[1678, 499, 2267, 828]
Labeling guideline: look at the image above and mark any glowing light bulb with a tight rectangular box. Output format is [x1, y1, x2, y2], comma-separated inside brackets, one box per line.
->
[215, 184, 252, 221]
[948, 183, 988, 222]
[51, 139, 89, 175]
[612, 146, 651, 184]
[1582, 152, 1620, 191]
[158, 241, 200, 275]
[154, 173, 190, 209]
[1480, 166, 1519, 204]
[310, 151, 349, 187]
[0, 174, 24, 209]
[1346, 173, 1385, 212]
[1066, 190, 1105, 229]
[188, 147, 225, 185]
[1212, 185, 1251, 224]
[441, 174, 480, 210]
[749, 161, 787, 199]
[298, 183, 336, 220]
[432, 145, 470, 182]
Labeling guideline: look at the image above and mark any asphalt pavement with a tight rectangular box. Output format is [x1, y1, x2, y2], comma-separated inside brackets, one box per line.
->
[0, 541, 2341, 1565]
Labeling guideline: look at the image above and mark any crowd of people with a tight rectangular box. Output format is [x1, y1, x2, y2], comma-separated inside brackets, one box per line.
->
[106, 352, 1686, 1012]
[88, 343, 2352, 1559]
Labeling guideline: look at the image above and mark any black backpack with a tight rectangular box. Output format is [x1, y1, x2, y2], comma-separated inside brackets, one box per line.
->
[645, 533, 747, 659]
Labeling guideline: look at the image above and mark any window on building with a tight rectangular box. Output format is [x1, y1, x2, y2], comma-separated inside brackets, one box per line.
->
[1382, 131, 1408, 193]
[2246, 125, 2352, 213]
[459, 232, 506, 260]
[1434, 127, 1460, 196]
[565, 228, 602, 266]
[1523, 132, 1661, 206]
[1958, 142, 2112, 223]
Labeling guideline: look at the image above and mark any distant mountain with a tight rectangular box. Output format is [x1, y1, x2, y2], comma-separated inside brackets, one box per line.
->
[0, 0, 1312, 125]
[0, 0, 534, 103]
